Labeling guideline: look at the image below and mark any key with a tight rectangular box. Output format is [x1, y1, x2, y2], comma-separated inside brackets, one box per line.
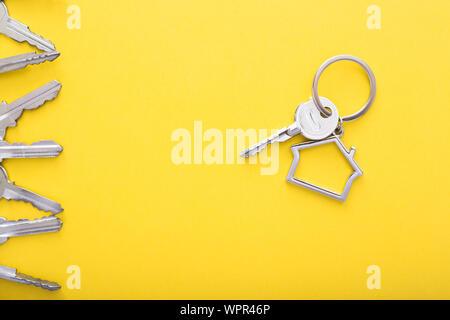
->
[0, 51, 60, 74]
[0, 265, 60, 291]
[240, 97, 340, 157]
[0, 215, 62, 245]
[0, 2, 59, 74]
[0, 166, 63, 214]
[0, 80, 61, 140]
[0, 140, 63, 161]
[0, 1, 56, 52]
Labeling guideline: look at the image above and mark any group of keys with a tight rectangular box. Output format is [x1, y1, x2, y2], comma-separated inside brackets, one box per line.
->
[241, 55, 377, 202]
[0, 1, 63, 291]
[0, 1, 378, 292]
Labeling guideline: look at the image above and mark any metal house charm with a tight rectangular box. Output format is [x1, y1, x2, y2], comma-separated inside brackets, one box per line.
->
[286, 136, 363, 202]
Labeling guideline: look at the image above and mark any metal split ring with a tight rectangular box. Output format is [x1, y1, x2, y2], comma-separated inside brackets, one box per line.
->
[312, 55, 376, 122]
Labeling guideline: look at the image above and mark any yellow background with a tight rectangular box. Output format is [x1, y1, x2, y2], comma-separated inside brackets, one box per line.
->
[0, 0, 449, 299]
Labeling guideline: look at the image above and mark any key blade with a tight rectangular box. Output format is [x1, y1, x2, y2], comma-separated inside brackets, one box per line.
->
[2, 183, 63, 214]
[240, 127, 293, 158]
[0, 265, 60, 291]
[0, 140, 63, 161]
[3, 80, 61, 113]
[15, 272, 61, 291]
[1, 16, 56, 52]
[0, 80, 61, 139]
[0, 166, 63, 214]
[0, 215, 62, 239]
[0, 51, 60, 74]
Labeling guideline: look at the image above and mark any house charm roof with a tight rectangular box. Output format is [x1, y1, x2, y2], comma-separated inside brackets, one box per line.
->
[286, 136, 363, 202]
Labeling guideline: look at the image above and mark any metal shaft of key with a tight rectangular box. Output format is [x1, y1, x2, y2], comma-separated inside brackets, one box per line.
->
[0, 80, 61, 139]
[2, 183, 63, 214]
[0, 51, 60, 74]
[0, 265, 61, 291]
[0, 80, 61, 120]
[0, 215, 62, 244]
[240, 123, 300, 158]
[0, 2, 56, 52]
[0, 166, 63, 214]
[0, 140, 62, 161]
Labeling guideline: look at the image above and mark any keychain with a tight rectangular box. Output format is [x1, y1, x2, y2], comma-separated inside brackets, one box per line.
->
[241, 55, 376, 201]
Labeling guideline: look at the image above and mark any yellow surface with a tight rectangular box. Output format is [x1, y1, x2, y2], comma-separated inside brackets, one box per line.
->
[0, 0, 449, 299]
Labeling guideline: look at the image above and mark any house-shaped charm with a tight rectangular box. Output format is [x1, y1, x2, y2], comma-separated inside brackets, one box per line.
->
[286, 136, 363, 202]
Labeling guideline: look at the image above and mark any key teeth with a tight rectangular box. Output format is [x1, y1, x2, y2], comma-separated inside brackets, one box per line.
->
[23, 35, 56, 53]
[15, 272, 61, 291]
[22, 51, 60, 66]
[4, 80, 61, 137]
[6, 19, 57, 52]
[0, 215, 63, 225]
[21, 80, 62, 109]
[240, 127, 291, 158]
[0, 51, 60, 74]
[3, 79, 61, 112]
[241, 139, 271, 158]
[4, 194, 63, 214]
[30, 89, 60, 110]
[2, 140, 63, 151]
[20, 34, 56, 52]
[241, 140, 271, 158]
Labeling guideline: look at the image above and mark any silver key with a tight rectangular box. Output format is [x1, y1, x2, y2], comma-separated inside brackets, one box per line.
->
[0, 1, 55, 52]
[0, 2, 59, 74]
[0, 51, 59, 74]
[0, 140, 62, 161]
[0, 80, 61, 140]
[0, 166, 63, 214]
[0, 265, 60, 291]
[240, 97, 339, 157]
[0, 215, 62, 245]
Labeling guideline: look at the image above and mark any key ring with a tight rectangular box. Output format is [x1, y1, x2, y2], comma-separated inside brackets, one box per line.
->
[311, 55, 376, 122]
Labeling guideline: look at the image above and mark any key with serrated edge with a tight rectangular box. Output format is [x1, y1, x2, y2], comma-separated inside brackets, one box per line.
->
[0, 51, 60, 74]
[0, 265, 60, 291]
[0, 215, 62, 245]
[0, 80, 61, 140]
[240, 97, 340, 158]
[0, 1, 56, 52]
[0, 166, 62, 214]
[0, 140, 62, 161]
